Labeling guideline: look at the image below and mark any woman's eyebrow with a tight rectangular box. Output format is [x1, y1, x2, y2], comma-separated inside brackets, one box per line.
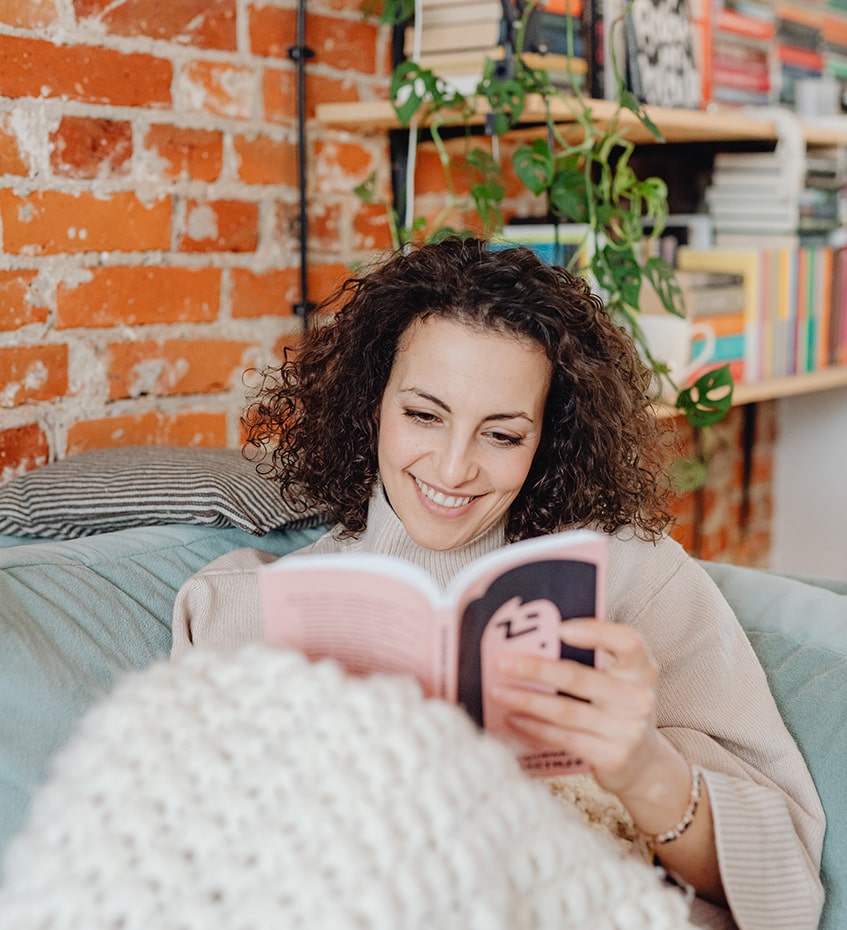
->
[400, 387, 450, 411]
[400, 387, 534, 423]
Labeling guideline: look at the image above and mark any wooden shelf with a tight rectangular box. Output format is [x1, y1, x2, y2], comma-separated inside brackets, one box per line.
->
[730, 366, 847, 405]
[315, 96, 847, 146]
[656, 367, 847, 418]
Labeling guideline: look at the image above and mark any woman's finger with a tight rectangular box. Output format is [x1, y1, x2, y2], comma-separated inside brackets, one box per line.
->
[491, 677, 654, 730]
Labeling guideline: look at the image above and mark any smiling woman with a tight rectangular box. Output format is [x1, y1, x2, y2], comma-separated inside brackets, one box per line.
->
[171, 237, 825, 930]
[377, 317, 549, 551]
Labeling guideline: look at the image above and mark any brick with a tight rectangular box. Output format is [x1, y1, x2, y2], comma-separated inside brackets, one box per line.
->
[414, 142, 471, 196]
[314, 139, 375, 186]
[0, 345, 68, 407]
[73, 0, 236, 50]
[179, 199, 259, 253]
[307, 262, 351, 305]
[248, 5, 296, 58]
[143, 125, 223, 182]
[179, 60, 255, 119]
[107, 338, 254, 399]
[231, 268, 299, 318]
[0, 422, 49, 479]
[303, 201, 341, 252]
[263, 68, 363, 123]
[49, 115, 132, 179]
[353, 201, 394, 251]
[275, 200, 338, 257]
[0, 35, 172, 107]
[57, 267, 220, 328]
[0, 113, 29, 176]
[0, 270, 45, 330]
[0, 0, 59, 29]
[67, 411, 227, 454]
[0, 190, 171, 255]
[294, 11, 379, 72]
[233, 134, 298, 186]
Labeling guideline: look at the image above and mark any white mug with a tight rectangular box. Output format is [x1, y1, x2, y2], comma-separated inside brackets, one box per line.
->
[637, 313, 716, 397]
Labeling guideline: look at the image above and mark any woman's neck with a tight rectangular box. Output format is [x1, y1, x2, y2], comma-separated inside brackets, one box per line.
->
[352, 484, 507, 588]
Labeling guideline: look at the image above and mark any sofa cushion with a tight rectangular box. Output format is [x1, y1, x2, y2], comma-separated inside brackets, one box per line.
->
[702, 561, 847, 930]
[0, 447, 325, 539]
[0, 522, 325, 858]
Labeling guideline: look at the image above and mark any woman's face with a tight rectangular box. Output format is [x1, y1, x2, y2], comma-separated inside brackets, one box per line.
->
[378, 316, 552, 551]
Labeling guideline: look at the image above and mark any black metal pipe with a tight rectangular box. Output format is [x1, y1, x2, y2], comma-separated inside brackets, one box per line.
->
[288, 0, 314, 327]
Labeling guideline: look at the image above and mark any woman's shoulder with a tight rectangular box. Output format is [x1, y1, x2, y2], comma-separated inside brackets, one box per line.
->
[606, 529, 690, 585]
[604, 530, 727, 624]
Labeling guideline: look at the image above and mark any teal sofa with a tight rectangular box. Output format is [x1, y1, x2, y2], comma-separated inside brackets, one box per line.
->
[0, 523, 844, 928]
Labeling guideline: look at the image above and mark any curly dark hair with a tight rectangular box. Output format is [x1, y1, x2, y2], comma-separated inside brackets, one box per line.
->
[244, 236, 672, 541]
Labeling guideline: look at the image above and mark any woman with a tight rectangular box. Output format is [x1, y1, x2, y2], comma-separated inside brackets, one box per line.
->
[171, 237, 824, 929]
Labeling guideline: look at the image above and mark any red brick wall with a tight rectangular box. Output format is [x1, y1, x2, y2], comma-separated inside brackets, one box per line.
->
[0, 2, 774, 567]
[666, 404, 776, 567]
[0, 0, 394, 478]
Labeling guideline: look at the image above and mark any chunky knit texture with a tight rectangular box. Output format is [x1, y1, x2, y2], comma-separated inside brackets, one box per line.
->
[0, 646, 695, 930]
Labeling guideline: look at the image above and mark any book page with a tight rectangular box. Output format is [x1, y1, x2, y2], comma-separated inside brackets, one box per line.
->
[449, 531, 609, 776]
[261, 560, 450, 700]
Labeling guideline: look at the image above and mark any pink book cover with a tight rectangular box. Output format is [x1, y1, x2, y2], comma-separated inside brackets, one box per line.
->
[260, 529, 609, 777]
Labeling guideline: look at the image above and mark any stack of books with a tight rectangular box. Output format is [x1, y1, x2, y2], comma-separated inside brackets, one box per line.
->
[401, 0, 588, 94]
[707, 0, 777, 106]
[775, 2, 824, 106]
[704, 149, 804, 245]
[677, 244, 847, 381]
[821, 8, 847, 96]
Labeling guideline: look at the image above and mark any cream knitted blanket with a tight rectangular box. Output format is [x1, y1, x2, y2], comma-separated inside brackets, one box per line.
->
[0, 646, 695, 929]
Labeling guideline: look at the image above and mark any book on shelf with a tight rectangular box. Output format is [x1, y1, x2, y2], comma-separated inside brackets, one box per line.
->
[676, 246, 763, 381]
[678, 244, 846, 381]
[412, 0, 504, 27]
[496, 222, 592, 270]
[624, 0, 702, 108]
[711, 215, 799, 235]
[404, 21, 504, 56]
[639, 269, 747, 318]
[407, 47, 588, 94]
[525, 6, 587, 56]
[713, 232, 802, 249]
[715, 7, 777, 41]
[260, 528, 609, 778]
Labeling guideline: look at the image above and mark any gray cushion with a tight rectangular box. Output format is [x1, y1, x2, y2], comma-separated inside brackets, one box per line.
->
[0, 447, 324, 538]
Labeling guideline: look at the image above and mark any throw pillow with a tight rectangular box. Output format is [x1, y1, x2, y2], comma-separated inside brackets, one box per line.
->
[0, 446, 325, 538]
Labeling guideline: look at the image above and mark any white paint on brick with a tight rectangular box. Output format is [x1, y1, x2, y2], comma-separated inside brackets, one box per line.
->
[128, 358, 167, 397]
[186, 202, 218, 240]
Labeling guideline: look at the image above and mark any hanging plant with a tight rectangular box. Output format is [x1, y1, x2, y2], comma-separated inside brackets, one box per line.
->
[361, 0, 733, 431]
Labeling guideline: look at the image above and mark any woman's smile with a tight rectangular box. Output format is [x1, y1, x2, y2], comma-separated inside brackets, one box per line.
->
[413, 477, 477, 511]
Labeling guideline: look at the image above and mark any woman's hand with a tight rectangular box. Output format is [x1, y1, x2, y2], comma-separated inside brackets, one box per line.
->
[490, 618, 663, 796]
[491, 619, 726, 903]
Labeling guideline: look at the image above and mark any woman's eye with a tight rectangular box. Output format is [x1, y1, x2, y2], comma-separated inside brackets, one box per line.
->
[403, 409, 439, 424]
[488, 432, 523, 447]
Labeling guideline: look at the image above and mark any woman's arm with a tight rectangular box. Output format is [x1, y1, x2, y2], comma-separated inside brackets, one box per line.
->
[491, 534, 825, 930]
[492, 620, 725, 903]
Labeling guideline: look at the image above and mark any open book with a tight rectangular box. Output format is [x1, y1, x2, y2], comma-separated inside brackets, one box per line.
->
[260, 529, 608, 777]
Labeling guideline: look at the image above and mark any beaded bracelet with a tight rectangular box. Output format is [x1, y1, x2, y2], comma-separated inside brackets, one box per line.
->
[642, 766, 703, 851]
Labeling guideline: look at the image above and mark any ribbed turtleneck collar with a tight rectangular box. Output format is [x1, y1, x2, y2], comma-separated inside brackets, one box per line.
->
[342, 484, 507, 589]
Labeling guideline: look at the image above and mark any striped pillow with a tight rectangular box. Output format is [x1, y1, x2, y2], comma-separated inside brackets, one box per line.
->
[0, 447, 325, 539]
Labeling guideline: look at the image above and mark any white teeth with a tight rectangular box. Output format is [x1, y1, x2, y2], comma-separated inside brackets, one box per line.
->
[415, 478, 473, 508]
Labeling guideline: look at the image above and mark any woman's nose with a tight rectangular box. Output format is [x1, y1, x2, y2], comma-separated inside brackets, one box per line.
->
[435, 437, 479, 487]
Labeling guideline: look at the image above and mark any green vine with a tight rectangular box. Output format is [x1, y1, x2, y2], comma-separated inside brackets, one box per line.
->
[362, 0, 733, 433]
